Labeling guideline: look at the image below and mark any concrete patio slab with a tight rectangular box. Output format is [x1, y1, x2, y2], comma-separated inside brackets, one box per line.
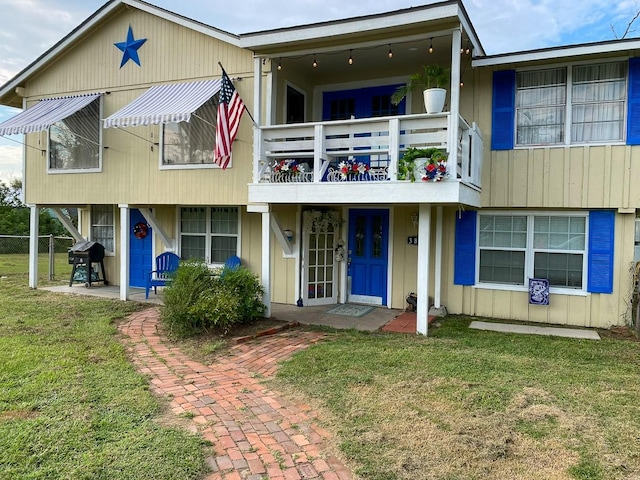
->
[469, 320, 601, 340]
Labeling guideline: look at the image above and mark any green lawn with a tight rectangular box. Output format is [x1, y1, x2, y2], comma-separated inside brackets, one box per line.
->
[274, 320, 640, 480]
[0, 273, 208, 479]
[0, 253, 72, 282]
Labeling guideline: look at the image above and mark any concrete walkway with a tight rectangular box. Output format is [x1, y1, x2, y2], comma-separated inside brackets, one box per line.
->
[469, 320, 601, 340]
[118, 308, 353, 480]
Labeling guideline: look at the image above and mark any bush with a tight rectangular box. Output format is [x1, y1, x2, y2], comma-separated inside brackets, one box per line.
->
[160, 261, 266, 337]
[219, 267, 266, 323]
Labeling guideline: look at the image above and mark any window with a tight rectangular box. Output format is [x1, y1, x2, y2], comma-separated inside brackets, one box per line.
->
[179, 206, 239, 264]
[516, 62, 627, 146]
[162, 97, 218, 166]
[49, 97, 101, 170]
[479, 213, 587, 289]
[91, 205, 114, 253]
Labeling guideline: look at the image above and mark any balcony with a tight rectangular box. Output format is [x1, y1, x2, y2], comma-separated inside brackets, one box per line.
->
[249, 112, 483, 207]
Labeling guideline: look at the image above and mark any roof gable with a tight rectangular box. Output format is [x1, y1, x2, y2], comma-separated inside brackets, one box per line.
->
[0, 0, 240, 107]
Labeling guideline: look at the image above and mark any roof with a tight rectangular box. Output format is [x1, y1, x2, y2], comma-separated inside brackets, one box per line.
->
[473, 36, 640, 67]
[241, 1, 485, 58]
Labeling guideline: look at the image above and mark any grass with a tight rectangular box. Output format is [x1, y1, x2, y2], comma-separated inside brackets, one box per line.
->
[273, 318, 640, 480]
[0, 271, 208, 479]
[0, 253, 72, 283]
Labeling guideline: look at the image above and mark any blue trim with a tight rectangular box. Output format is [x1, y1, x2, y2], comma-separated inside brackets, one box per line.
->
[627, 58, 640, 145]
[491, 70, 516, 150]
[587, 210, 615, 294]
[454, 210, 477, 285]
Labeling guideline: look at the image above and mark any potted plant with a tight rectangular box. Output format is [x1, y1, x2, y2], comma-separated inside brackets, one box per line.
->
[391, 65, 450, 114]
[397, 147, 448, 182]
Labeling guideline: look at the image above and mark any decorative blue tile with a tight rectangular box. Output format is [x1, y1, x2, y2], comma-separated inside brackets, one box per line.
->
[529, 278, 549, 305]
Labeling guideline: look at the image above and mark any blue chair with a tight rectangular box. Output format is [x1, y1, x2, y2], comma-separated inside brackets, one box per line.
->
[146, 252, 180, 298]
[220, 255, 241, 279]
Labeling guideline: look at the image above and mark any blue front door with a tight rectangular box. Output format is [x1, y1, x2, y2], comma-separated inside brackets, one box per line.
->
[129, 209, 153, 288]
[348, 209, 389, 305]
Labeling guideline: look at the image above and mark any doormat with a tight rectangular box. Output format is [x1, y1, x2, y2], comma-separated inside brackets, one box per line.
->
[326, 304, 376, 317]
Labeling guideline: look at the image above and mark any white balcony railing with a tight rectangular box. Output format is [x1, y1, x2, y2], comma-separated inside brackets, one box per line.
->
[254, 113, 482, 189]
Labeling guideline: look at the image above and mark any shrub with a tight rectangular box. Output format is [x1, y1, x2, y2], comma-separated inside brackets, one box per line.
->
[219, 267, 266, 323]
[161, 261, 214, 337]
[160, 262, 266, 337]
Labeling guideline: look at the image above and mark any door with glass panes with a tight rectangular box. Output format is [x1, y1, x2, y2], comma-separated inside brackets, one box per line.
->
[302, 212, 338, 306]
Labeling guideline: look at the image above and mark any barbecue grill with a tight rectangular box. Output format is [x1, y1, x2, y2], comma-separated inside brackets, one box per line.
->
[68, 240, 108, 287]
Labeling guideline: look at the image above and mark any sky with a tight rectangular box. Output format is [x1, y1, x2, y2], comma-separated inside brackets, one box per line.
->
[0, 0, 639, 183]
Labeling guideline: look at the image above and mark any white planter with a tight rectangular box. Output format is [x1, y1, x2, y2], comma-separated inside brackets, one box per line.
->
[413, 157, 429, 181]
[423, 88, 446, 114]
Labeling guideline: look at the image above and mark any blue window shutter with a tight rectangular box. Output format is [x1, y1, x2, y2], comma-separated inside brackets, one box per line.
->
[627, 58, 640, 145]
[587, 211, 615, 294]
[454, 210, 477, 285]
[491, 70, 516, 150]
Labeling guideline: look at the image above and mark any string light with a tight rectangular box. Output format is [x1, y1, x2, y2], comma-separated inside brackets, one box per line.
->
[429, 38, 433, 54]
[348, 49, 353, 65]
[277, 58, 282, 70]
[312, 54, 317, 68]
[387, 44, 393, 58]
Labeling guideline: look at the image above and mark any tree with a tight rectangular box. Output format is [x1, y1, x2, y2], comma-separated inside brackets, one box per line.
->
[612, 4, 640, 39]
[0, 179, 68, 236]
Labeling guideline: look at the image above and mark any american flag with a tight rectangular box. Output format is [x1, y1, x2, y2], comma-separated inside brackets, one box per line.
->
[214, 70, 246, 169]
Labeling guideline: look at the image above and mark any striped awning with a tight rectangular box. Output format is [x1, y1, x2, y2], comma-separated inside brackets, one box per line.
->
[104, 79, 222, 128]
[0, 93, 101, 136]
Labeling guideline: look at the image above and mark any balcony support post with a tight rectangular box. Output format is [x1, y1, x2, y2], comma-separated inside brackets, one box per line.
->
[449, 26, 462, 178]
[416, 203, 431, 335]
[28, 205, 39, 289]
[434, 206, 443, 308]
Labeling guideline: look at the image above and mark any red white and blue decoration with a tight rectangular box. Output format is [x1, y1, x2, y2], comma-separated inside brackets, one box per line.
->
[114, 25, 147, 68]
[529, 278, 550, 305]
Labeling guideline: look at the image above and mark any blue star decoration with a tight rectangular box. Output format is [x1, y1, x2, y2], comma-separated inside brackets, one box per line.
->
[114, 25, 147, 68]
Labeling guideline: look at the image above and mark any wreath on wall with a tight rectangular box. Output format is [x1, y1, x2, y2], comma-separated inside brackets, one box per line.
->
[133, 222, 149, 239]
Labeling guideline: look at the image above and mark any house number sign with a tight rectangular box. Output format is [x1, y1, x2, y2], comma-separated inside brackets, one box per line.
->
[407, 236, 418, 245]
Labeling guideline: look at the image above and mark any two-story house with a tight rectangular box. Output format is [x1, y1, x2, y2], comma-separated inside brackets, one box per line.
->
[0, 0, 635, 332]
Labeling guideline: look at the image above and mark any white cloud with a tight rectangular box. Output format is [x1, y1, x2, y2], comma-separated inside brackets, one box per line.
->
[0, 144, 23, 184]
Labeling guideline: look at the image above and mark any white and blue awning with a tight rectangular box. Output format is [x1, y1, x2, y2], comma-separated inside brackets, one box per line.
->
[0, 93, 101, 136]
[104, 79, 222, 128]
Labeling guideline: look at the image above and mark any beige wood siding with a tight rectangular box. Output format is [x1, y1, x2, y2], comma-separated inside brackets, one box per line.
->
[443, 211, 635, 329]
[477, 68, 640, 210]
[23, 7, 255, 207]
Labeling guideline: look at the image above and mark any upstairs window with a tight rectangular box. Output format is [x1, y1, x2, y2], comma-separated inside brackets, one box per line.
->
[162, 97, 218, 166]
[515, 62, 627, 146]
[49, 97, 101, 170]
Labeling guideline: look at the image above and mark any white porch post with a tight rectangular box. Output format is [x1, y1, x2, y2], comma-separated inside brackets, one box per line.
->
[416, 203, 431, 335]
[434, 206, 443, 309]
[253, 57, 263, 184]
[119, 205, 130, 301]
[28, 205, 39, 289]
[261, 209, 272, 318]
[448, 27, 462, 176]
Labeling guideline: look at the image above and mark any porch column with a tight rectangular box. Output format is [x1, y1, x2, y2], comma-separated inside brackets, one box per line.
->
[448, 26, 462, 176]
[28, 205, 39, 289]
[434, 206, 443, 308]
[416, 204, 431, 335]
[253, 57, 263, 184]
[261, 209, 272, 318]
[119, 205, 130, 301]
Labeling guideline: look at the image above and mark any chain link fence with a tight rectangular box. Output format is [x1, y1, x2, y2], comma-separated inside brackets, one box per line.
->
[0, 235, 75, 280]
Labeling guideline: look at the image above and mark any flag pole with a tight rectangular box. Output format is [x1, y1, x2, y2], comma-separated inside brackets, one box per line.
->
[218, 61, 258, 127]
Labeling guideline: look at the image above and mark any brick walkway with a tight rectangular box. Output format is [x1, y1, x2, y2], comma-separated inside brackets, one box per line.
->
[118, 308, 353, 480]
